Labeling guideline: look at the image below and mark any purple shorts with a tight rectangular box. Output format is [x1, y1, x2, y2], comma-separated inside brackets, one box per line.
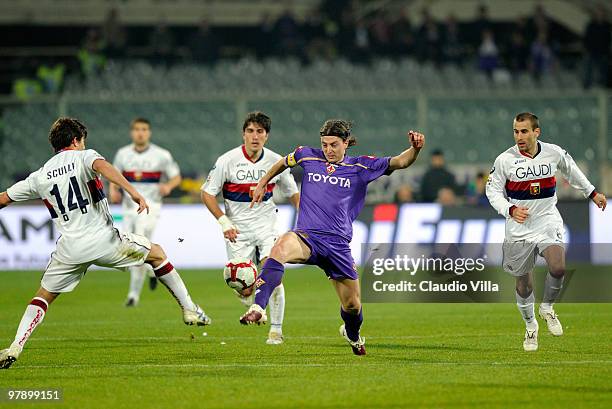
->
[293, 229, 358, 280]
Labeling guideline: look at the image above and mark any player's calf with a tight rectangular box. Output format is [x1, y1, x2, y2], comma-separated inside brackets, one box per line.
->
[252, 258, 285, 310]
[1, 294, 54, 369]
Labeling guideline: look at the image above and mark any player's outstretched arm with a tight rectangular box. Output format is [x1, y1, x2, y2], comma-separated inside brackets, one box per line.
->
[388, 130, 425, 171]
[0, 192, 13, 210]
[250, 158, 288, 208]
[92, 159, 149, 214]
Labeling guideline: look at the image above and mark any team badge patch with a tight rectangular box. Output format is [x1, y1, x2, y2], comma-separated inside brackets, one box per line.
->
[326, 163, 337, 174]
[255, 278, 266, 288]
[286, 152, 297, 167]
[530, 182, 541, 195]
[134, 171, 143, 182]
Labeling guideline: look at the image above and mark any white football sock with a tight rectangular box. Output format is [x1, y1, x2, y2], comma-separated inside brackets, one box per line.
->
[154, 260, 197, 311]
[127, 265, 147, 301]
[269, 284, 285, 333]
[516, 291, 537, 330]
[12, 297, 48, 351]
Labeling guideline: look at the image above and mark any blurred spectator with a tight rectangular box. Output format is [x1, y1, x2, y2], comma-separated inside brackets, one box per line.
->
[149, 22, 176, 65]
[351, 19, 371, 62]
[442, 14, 463, 65]
[530, 5, 551, 39]
[79, 29, 106, 77]
[257, 13, 275, 58]
[304, 9, 335, 61]
[508, 18, 529, 74]
[274, 9, 303, 57]
[465, 171, 489, 206]
[391, 8, 415, 57]
[188, 19, 219, 64]
[468, 4, 491, 46]
[394, 184, 414, 204]
[102, 8, 127, 58]
[337, 8, 357, 58]
[583, 7, 611, 89]
[420, 149, 458, 203]
[304, 9, 326, 42]
[478, 29, 499, 76]
[12, 78, 42, 101]
[530, 31, 554, 81]
[436, 187, 457, 206]
[370, 11, 392, 56]
[320, 0, 352, 23]
[417, 9, 440, 63]
[37, 63, 65, 93]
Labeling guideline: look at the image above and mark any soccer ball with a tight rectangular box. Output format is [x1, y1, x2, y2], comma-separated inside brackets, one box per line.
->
[223, 258, 258, 291]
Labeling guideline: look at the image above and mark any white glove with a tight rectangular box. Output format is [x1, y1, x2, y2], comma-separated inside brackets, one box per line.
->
[218, 214, 237, 233]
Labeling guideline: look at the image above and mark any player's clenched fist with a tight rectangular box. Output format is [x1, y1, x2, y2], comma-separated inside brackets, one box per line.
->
[218, 215, 239, 243]
[511, 206, 529, 223]
[591, 192, 607, 211]
[409, 130, 425, 150]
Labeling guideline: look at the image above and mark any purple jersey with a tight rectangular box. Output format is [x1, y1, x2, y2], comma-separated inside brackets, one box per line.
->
[285, 146, 391, 241]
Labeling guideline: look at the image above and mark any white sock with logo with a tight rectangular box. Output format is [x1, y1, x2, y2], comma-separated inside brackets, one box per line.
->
[12, 297, 49, 352]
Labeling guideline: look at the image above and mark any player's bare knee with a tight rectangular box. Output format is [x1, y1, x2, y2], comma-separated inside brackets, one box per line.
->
[146, 243, 167, 265]
[269, 237, 292, 263]
[342, 298, 361, 314]
[549, 266, 565, 278]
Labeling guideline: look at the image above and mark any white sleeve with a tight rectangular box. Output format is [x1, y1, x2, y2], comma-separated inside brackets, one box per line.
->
[201, 157, 226, 196]
[556, 146, 595, 198]
[6, 172, 40, 202]
[82, 149, 106, 176]
[485, 155, 514, 218]
[164, 151, 181, 179]
[276, 168, 299, 197]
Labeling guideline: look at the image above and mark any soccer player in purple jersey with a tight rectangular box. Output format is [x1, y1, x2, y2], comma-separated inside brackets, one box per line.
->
[240, 119, 425, 355]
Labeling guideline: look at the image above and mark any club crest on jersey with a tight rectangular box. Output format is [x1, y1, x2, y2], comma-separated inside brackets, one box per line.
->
[255, 278, 266, 288]
[134, 171, 143, 182]
[530, 182, 541, 195]
[326, 163, 337, 174]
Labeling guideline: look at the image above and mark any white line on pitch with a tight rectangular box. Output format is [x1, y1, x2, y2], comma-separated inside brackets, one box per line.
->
[12, 360, 612, 370]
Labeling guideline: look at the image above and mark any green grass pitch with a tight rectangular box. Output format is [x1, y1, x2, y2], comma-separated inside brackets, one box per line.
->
[1, 268, 611, 408]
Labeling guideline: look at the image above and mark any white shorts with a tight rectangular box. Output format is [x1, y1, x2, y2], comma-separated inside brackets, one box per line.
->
[41, 232, 152, 293]
[123, 209, 160, 238]
[226, 229, 277, 264]
[502, 222, 565, 277]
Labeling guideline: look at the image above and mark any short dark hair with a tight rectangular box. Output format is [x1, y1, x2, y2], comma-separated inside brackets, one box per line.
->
[242, 111, 271, 133]
[130, 117, 151, 129]
[48, 117, 88, 152]
[514, 112, 540, 130]
[319, 119, 357, 147]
